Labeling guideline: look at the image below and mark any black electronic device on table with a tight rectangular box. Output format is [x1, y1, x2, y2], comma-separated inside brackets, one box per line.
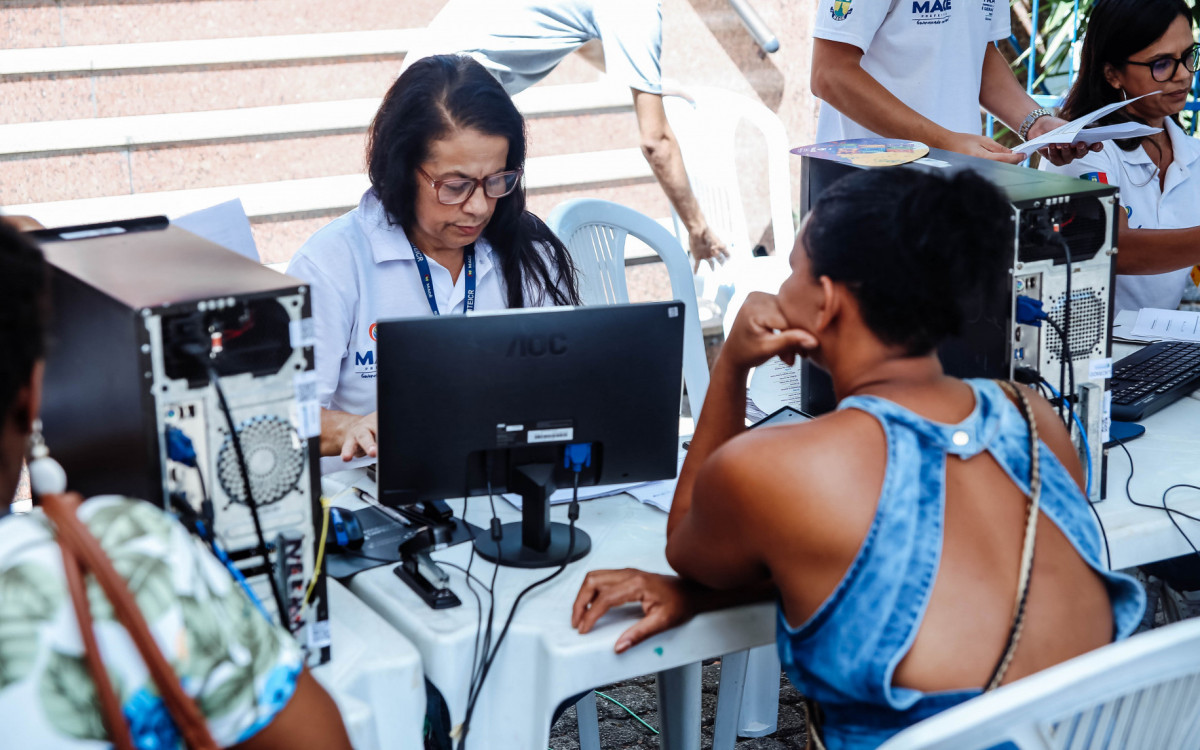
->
[375, 302, 685, 583]
[1110, 341, 1200, 422]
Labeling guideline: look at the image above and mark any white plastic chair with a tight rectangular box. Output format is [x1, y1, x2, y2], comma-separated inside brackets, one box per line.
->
[663, 87, 795, 338]
[548, 198, 709, 417]
[877, 618, 1200, 750]
[548, 198, 771, 748]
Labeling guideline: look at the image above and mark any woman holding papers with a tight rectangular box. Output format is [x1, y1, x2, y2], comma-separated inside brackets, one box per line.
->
[287, 55, 580, 471]
[1042, 0, 1200, 314]
[571, 169, 1143, 750]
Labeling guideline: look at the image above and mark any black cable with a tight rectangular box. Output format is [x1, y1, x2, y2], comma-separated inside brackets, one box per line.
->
[462, 477, 505, 741]
[456, 474, 581, 749]
[205, 360, 288, 627]
[460, 496, 486, 705]
[1113, 438, 1200, 560]
[1060, 234, 1074, 431]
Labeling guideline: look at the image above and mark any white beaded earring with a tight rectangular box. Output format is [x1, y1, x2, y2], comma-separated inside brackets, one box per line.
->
[26, 419, 67, 496]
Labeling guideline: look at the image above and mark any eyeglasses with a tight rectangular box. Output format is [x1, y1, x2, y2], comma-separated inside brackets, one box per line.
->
[416, 167, 523, 205]
[1126, 43, 1200, 83]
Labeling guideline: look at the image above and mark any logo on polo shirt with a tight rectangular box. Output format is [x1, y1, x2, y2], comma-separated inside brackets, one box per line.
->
[369, 323, 378, 341]
[1081, 171, 1109, 184]
[1125, 205, 1133, 219]
[912, 0, 951, 24]
[830, 0, 852, 21]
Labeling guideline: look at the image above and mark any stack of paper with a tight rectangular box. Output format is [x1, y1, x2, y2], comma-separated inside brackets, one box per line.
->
[1013, 93, 1162, 155]
[1130, 308, 1200, 343]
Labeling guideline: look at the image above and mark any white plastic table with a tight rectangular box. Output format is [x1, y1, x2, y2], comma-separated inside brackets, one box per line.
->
[312, 578, 426, 750]
[322, 470, 777, 750]
[1095, 383, 1200, 570]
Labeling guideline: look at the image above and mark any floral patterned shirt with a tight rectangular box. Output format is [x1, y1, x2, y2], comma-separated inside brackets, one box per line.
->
[0, 496, 302, 748]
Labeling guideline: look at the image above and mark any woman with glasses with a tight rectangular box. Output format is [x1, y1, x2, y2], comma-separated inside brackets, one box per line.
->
[1042, 0, 1200, 315]
[288, 55, 580, 470]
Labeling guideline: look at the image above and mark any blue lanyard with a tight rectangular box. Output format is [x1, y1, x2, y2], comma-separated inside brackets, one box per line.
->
[410, 243, 475, 315]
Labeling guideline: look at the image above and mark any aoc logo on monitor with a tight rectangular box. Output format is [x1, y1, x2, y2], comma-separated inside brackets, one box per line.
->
[506, 333, 567, 358]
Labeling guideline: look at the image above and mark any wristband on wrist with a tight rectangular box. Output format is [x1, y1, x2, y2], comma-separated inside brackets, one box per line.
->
[1018, 107, 1054, 141]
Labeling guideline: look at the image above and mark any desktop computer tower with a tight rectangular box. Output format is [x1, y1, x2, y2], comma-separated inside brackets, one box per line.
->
[37, 221, 330, 663]
[798, 148, 1119, 500]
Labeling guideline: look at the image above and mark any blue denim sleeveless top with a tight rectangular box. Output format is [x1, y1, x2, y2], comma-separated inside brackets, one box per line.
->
[775, 379, 1145, 750]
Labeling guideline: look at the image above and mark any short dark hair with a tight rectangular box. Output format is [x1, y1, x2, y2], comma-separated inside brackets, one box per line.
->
[367, 54, 580, 307]
[0, 219, 49, 419]
[1059, 0, 1193, 150]
[801, 169, 1013, 356]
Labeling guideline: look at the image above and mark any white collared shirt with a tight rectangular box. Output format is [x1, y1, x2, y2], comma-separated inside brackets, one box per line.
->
[813, 0, 1010, 142]
[1041, 117, 1200, 315]
[287, 189, 558, 472]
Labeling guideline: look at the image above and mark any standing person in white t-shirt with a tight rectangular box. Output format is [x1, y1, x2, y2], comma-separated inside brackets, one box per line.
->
[401, 0, 730, 270]
[287, 56, 581, 473]
[811, 0, 1093, 165]
[1042, 0, 1200, 315]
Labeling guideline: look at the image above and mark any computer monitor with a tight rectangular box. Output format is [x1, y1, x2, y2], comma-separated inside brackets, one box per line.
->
[375, 302, 685, 569]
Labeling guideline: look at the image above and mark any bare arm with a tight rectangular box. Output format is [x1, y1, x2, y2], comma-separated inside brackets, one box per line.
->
[810, 38, 1022, 164]
[319, 408, 377, 461]
[1114, 210, 1200, 275]
[978, 44, 1097, 166]
[668, 293, 816, 537]
[232, 669, 352, 750]
[631, 90, 729, 269]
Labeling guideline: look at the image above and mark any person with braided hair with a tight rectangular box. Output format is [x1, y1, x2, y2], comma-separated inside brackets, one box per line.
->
[570, 168, 1144, 749]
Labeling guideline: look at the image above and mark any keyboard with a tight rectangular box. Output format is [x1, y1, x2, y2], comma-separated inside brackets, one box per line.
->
[1110, 341, 1200, 422]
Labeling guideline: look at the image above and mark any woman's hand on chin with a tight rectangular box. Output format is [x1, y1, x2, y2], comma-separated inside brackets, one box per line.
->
[720, 292, 818, 372]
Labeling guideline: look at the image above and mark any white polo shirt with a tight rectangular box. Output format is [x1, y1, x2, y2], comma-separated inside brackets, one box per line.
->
[1041, 118, 1200, 315]
[287, 189, 559, 472]
[399, 0, 663, 95]
[813, 0, 1010, 142]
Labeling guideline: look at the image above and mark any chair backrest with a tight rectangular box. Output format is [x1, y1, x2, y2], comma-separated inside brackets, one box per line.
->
[547, 198, 709, 419]
[876, 618, 1200, 750]
[662, 87, 794, 259]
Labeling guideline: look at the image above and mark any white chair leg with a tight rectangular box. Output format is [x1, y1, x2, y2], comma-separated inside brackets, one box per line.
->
[656, 662, 702, 750]
[576, 691, 601, 750]
[712, 650, 750, 750]
[738, 645, 781, 737]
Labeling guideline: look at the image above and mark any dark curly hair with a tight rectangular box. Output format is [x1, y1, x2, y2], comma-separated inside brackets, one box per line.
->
[0, 219, 48, 422]
[367, 54, 580, 307]
[801, 168, 1014, 357]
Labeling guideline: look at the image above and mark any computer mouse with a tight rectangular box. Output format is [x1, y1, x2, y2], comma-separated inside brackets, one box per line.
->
[328, 506, 365, 551]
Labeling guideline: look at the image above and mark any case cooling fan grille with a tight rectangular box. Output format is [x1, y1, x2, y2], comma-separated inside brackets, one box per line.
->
[217, 414, 304, 505]
[1044, 287, 1106, 363]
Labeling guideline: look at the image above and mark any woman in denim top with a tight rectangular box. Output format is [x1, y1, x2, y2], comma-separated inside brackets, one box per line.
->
[572, 169, 1144, 749]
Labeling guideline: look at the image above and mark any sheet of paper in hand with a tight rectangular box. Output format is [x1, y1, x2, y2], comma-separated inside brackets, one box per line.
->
[1013, 92, 1162, 155]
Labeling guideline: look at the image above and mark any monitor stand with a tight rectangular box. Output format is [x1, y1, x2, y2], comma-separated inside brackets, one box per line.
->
[473, 463, 592, 569]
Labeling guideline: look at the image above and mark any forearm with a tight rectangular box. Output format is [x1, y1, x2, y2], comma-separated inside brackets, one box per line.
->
[319, 408, 354, 457]
[668, 356, 750, 537]
[811, 39, 953, 148]
[978, 44, 1041, 134]
[1117, 226, 1200, 275]
[642, 132, 707, 233]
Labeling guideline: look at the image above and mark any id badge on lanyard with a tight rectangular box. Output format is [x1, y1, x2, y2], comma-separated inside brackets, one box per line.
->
[410, 243, 476, 315]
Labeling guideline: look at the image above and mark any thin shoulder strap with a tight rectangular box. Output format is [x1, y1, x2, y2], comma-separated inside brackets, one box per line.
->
[43, 493, 219, 750]
[985, 381, 1042, 692]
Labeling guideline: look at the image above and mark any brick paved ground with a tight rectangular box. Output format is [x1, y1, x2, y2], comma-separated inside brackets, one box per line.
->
[548, 661, 810, 750]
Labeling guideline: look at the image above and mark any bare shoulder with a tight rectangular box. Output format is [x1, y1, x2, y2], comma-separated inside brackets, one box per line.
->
[697, 409, 886, 516]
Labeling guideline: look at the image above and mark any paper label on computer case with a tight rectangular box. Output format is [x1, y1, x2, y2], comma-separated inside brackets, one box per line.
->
[292, 371, 321, 439]
[495, 419, 575, 447]
[306, 619, 332, 650]
[289, 317, 316, 348]
[1089, 357, 1113, 381]
[1102, 390, 1112, 444]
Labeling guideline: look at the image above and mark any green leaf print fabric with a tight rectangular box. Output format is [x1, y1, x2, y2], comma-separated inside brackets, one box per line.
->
[0, 496, 303, 748]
